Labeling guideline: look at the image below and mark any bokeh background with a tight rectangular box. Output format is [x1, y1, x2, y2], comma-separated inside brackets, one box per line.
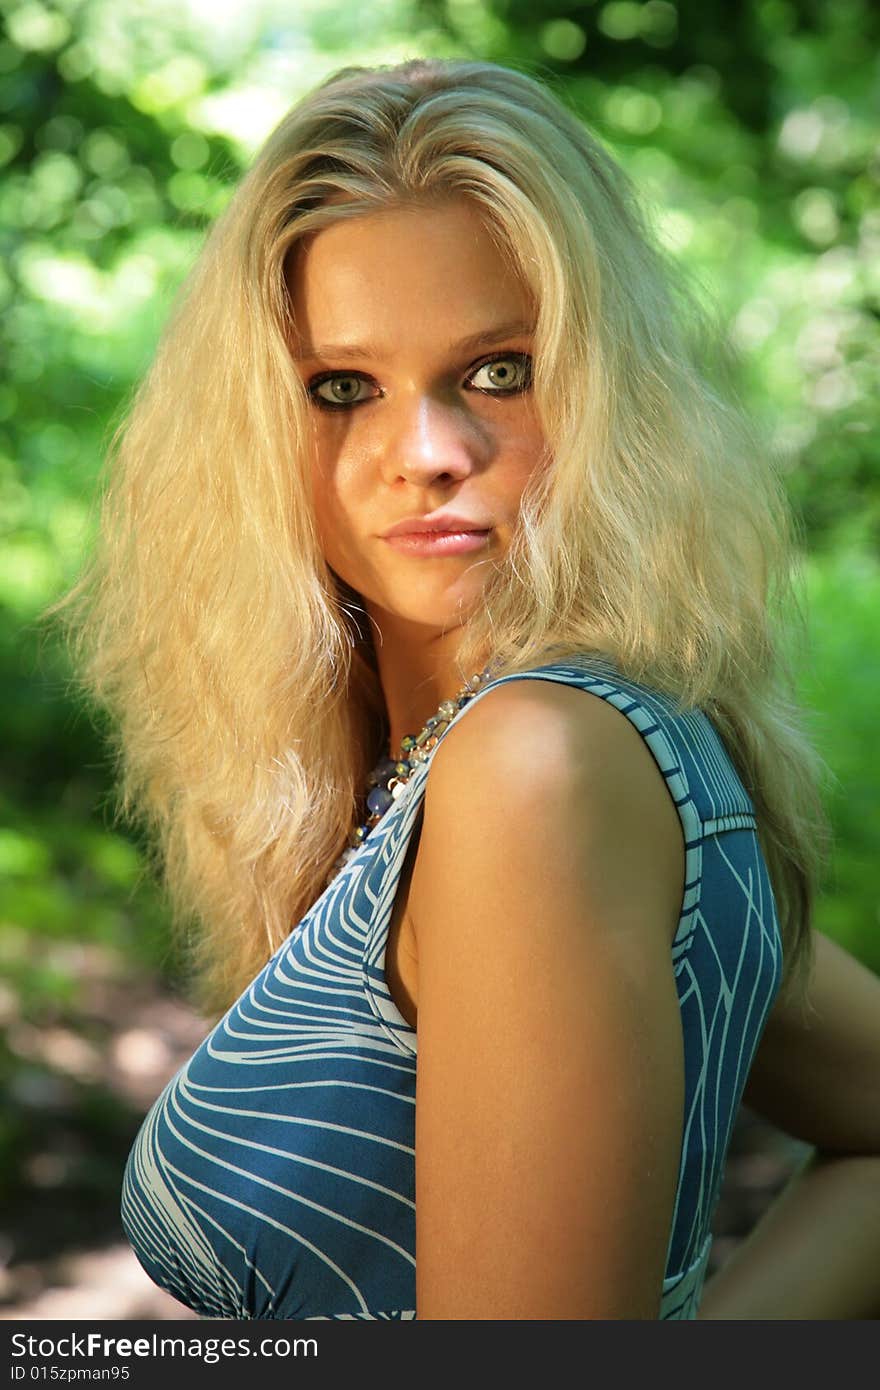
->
[1, 0, 878, 1318]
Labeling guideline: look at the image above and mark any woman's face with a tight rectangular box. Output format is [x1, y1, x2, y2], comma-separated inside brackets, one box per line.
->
[286, 197, 547, 635]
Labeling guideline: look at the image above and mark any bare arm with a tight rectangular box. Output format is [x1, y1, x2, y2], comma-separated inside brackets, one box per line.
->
[409, 681, 688, 1319]
[698, 931, 880, 1319]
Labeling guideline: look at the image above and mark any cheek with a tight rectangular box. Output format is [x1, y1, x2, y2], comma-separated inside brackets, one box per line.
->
[312, 429, 368, 499]
[311, 442, 348, 518]
[308, 456, 342, 560]
[308, 465, 332, 538]
[309, 447, 370, 569]
[504, 422, 549, 495]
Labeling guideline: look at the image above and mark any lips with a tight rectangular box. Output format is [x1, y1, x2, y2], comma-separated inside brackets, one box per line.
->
[382, 529, 491, 557]
[382, 513, 492, 538]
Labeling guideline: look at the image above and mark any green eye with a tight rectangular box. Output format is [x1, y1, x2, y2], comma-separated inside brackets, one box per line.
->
[310, 374, 378, 408]
[467, 354, 532, 394]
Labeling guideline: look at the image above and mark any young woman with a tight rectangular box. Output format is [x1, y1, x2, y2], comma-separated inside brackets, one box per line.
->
[52, 58, 880, 1319]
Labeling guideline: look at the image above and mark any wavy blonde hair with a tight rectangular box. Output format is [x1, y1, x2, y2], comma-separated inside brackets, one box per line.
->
[47, 58, 832, 1017]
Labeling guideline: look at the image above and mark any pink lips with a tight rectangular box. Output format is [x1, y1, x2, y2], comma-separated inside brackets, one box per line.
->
[381, 511, 493, 556]
[383, 529, 491, 556]
[383, 512, 492, 537]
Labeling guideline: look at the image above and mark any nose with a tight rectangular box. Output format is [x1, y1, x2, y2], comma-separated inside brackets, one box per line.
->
[380, 393, 488, 487]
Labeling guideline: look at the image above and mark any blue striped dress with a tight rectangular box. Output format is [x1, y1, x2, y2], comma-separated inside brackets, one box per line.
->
[121, 652, 783, 1319]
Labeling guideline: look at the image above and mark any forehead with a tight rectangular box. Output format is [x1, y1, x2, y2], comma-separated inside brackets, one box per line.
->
[286, 198, 534, 355]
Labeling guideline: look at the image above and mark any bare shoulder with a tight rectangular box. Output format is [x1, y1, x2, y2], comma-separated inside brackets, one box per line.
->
[431, 674, 662, 783]
[413, 675, 686, 951]
[409, 675, 689, 1316]
[744, 930, 880, 1155]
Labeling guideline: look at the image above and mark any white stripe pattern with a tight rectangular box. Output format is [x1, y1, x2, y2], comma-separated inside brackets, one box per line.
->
[122, 653, 782, 1319]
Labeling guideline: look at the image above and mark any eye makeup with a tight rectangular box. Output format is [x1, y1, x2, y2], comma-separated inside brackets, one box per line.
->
[306, 351, 533, 411]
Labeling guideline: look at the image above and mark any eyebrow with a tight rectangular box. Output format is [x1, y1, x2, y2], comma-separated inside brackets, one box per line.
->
[292, 320, 536, 362]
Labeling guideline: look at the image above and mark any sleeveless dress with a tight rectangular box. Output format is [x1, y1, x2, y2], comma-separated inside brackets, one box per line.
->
[121, 652, 783, 1320]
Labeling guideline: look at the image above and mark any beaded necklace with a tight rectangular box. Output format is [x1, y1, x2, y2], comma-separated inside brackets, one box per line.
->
[327, 664, 495, 883]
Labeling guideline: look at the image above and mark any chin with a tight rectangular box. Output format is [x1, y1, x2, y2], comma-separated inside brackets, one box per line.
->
[373, 584, 485, 632]
[384, 603, 473, 632]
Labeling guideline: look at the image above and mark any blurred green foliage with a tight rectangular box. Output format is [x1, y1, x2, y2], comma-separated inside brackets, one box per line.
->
[0, 0, 878, 1231]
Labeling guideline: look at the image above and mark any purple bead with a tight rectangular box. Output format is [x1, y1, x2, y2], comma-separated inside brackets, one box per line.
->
[366, 785, 394, 816]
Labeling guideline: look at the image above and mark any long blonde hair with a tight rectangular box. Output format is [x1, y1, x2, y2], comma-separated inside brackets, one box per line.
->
[46, 58, 832, 1017]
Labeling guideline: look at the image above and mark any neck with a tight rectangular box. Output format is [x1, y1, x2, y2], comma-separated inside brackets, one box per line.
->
[363, 605, 485, 757]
